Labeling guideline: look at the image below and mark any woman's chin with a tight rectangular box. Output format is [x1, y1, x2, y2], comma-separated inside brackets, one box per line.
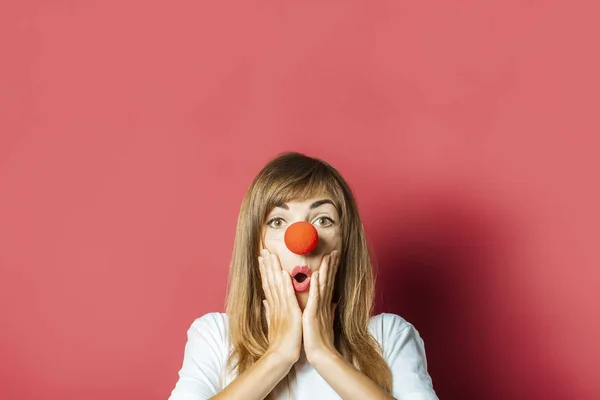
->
[296, 292, 309, 310]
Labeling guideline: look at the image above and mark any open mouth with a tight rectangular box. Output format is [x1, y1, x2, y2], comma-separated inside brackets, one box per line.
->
[294, 273, 308, 283]
[291, 265, 312, 292]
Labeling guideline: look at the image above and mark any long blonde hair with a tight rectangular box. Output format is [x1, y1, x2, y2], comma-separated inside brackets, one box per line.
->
[223, 152, 392, 398]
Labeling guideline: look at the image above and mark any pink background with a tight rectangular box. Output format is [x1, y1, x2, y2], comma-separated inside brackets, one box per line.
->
[1, 1, 599, 399]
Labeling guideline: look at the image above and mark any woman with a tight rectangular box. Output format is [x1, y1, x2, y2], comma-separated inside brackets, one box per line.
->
[168, 152, 439, 400]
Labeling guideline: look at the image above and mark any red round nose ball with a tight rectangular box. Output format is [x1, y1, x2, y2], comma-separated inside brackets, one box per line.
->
[284, 221, 318, 255]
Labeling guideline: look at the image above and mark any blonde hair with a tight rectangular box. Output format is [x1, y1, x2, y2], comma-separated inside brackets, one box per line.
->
[223, 152, 392, 398]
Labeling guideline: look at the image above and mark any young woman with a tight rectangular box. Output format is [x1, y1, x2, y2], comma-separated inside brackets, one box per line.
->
[168, 152, 439, 400]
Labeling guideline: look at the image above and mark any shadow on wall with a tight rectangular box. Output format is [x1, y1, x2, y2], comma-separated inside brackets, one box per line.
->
[371, 190, 576, 400]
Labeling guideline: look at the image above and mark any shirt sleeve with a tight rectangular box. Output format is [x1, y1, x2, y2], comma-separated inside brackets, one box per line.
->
[168, 313, 227, 400]
[384, 319, 439, 400]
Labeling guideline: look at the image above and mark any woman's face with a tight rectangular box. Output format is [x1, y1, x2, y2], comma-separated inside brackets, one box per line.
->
[260, 196, 342, 310]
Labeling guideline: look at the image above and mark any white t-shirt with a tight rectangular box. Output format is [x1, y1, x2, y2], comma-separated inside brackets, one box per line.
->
[168, 312, 439, 400]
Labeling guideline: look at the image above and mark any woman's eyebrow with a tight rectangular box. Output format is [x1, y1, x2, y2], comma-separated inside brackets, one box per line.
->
[309, 199, 334, 209]
[274, 199, 334, 210]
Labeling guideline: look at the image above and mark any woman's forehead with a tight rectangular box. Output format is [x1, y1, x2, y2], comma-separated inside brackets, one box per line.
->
[265, 197, 340, 218]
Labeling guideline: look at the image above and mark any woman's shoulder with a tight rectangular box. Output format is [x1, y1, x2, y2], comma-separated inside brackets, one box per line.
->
[188, 312, 229, 341]
[368, 312, 414, 342]
[368, 313, 438, 398]
[190, 311, 228, 326]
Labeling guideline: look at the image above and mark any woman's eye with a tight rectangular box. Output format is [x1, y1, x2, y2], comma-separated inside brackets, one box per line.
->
[267, 217, 333, 229]
[267, 217, 285, 228]
[315, 217, 334, 227]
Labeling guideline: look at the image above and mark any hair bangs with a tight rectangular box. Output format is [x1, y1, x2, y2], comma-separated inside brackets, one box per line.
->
[262, 164, 344, 222]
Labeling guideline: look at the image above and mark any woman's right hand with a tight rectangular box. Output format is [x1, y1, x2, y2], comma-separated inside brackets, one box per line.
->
[259, 248, 303, 365]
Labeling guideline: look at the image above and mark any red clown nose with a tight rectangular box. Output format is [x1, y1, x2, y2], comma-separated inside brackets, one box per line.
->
[284, 221, 318, 255]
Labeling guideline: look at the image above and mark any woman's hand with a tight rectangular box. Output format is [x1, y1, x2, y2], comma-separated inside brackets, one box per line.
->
[259, 248, 303, 365]
[302, 250, 340, 365]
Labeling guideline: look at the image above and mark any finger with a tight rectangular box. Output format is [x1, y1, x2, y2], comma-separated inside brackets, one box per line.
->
[307, 270, 319, 315]
[263, 300, 270, 328]
[320, 255, 332, 304]
[271, 251, 283, 272]
[281, 269, 292, 299]
[328, 252, 338, 301]
[259, 257, 274, 306]
[318, 255, 328, 299]
[272, 253, 289, 307]
[281, 269, 298, 310]
[264, 251, 281, 309]
[263, 252, 276, 305]
[332, 250, 340, 276]
[268, 253, 284, 306]
[326, 251, 339, 305]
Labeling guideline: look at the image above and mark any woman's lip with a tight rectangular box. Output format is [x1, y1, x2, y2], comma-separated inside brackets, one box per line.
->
[291, 265, 312, 278]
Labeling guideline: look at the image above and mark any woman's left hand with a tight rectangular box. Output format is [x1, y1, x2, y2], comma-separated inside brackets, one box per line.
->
[302, 250, 340, 365]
